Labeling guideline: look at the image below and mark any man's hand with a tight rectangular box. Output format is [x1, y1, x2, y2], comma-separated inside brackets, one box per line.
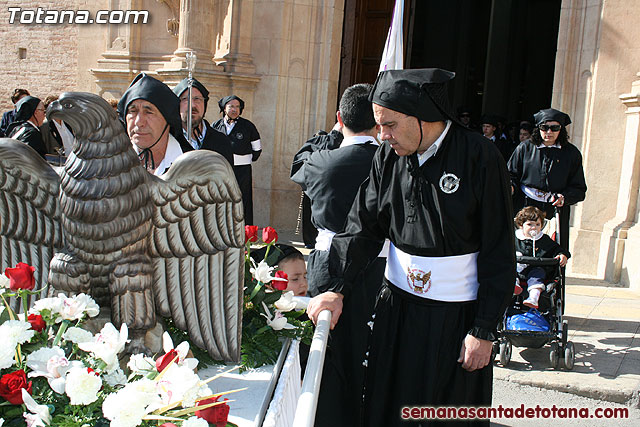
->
[307, 292, 344, 330]
[457, 334, 493, 371]
[551, 193, 565, 207]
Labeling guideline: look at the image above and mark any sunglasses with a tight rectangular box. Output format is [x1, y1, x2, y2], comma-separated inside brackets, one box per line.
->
[539, 124, 561, 132]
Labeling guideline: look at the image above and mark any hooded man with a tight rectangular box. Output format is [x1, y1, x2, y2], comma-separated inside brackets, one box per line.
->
[0, 88, 30, 137]
[6, 95, 47, 159]
[117, 73, 193, 176]
[213, 95, 261, 225]
[172, 78, 234, 165]
[307, 68, 516, 426]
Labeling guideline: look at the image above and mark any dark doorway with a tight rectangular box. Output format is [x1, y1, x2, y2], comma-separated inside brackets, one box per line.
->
[339, 0, 562, 126]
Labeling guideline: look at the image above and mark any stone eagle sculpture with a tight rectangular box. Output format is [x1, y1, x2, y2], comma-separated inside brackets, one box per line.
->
[0, 92, 244, 361]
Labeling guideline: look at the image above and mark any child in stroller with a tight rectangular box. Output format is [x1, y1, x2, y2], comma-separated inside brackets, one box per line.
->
[496, 206, 576, 370]
[514, 206, 570, 308]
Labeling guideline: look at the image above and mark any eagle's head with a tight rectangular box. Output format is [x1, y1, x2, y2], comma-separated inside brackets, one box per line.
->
[48, 92, 123, 142]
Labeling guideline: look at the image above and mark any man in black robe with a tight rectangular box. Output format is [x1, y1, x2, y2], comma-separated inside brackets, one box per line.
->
[6, 95, 47, 159]
[173, 78, 234, 165]
[117, 73, 193, 176]
[0, 88, 30, 137]
[307, 69, 515, 426]
[291, 84, 386, 426]
[213, 95, 261, 225]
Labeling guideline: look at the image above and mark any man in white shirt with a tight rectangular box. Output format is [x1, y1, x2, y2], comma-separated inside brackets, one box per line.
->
[117, 73, 193, 176]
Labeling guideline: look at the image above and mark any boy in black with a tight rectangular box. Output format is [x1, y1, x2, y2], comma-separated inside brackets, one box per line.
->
[514, 206, 570, 309]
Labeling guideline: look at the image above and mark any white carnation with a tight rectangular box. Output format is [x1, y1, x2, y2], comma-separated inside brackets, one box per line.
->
[65, 367, 102, 405]
[0, 273, 9, 288]
[63, 326, 94, 344]
[57, 293, 100, 321]
[102, 379, 159, 427]
[127, 353, 155, 376]
[183, 416, 209, 427]
[103, 367, 127, 387]
[30, 296, 63, 316]
[0, 320, 35, 346]
[0, 345, 16, 370]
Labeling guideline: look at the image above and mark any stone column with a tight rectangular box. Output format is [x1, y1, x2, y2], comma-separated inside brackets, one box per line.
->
[218, 0, 256, 74]
[596, 75, 640, 285]
[172, 0, 217, 68]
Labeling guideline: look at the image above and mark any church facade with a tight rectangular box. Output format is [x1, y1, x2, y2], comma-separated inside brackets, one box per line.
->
[1, 0, 639, 289]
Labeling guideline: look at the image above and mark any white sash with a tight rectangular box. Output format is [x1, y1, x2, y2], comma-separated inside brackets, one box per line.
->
[521, 184, 553, 203]
[315, 229, 388, 258]
[385, 243, 479, 301]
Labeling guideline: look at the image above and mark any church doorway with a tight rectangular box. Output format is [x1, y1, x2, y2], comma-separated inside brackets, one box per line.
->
[339, 0, 562, 125]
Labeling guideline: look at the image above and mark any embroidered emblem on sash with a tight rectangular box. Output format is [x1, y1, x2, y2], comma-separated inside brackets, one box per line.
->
[236, 132, 244, 140]
[406, 266, 432, 294]
[439, 172, 460, 194]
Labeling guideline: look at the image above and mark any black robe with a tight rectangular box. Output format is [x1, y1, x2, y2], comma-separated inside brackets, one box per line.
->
[213, 116, 261, 224]
[8, 121, 47, 159]
[326, 124, 515, 426]
[198, 119, 234, 165]
[508, 140, 587, 250]
[291, 131, 385, 426]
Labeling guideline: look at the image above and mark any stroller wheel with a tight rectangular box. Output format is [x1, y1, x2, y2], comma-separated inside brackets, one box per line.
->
[564, 341, 575, 370]
[492, 341, 499, 362]
[499, 341, 512, 366]
[549, 342, 560, 370]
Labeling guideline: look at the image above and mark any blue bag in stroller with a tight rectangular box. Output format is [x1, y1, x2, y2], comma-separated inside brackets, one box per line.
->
[506, 309, 550, 332]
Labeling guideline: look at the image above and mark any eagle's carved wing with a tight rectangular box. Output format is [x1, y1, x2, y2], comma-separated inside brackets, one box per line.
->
[149, 150, 244, 362]
[0, 139, 63, 310]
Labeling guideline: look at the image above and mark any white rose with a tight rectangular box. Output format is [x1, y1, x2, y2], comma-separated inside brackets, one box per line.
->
[65, 367, 102, 405]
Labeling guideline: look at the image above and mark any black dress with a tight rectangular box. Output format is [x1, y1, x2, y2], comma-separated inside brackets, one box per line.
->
[326, 124, 515, 426]
[508, 140, 587, 250]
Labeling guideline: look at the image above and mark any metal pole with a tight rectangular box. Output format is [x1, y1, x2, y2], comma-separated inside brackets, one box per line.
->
[185, 51, 197, 145]
[292, 309, 332, 427]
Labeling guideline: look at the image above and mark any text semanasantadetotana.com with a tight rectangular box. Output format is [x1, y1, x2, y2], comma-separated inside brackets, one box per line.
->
[7, 7, 149, 25]
[401, 404, 629, 420]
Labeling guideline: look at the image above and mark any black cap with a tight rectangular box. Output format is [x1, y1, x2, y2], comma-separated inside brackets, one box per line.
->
[250, 244, 302, 267]
[218, 95, 245, 114]
[534, 108, 571, 127]
[173, 77, 210, 112]
[369, 68, 456, 122]
[117, 73, 187, 145]
[14, 96, 41, 122]
[481, 114, 499, 127]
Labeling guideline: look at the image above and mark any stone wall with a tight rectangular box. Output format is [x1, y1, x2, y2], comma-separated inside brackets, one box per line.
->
[0, 0, 80, 110]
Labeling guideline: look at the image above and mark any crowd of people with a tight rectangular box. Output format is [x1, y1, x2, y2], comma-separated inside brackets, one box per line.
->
[2, 67, 588, 426]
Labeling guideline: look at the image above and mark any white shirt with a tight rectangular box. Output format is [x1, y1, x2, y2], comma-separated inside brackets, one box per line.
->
[340, 135, 379, 148]
[418, 120, 452, 166]
[133, 134, 184, 177]
[53, 119, 75, 155]
[224, 119, 236, 135]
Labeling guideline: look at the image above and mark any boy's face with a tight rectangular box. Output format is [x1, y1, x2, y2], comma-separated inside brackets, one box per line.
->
[522, 219, 542, 238]
[278, 258, 308, 296]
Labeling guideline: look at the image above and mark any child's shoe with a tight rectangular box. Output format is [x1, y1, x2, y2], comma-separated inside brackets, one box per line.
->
[523, 288, 541, 309]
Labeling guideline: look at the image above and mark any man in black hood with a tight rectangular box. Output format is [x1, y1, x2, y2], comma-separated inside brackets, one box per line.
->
[213, 95, 262, 225]
[307, 68, 515, 426]
[172, 78, 233, 165]
[6, 95, 47, 159]
[117, 73, 192, 176]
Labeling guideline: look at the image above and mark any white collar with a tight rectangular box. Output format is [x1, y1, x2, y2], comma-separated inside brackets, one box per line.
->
[418, 120, 451, 166]
[538, 142, 561, 149]
[133, 135, 184, 177]
[340, 135, 379, 148]
[26, 120, 41, 130]
[184, 123, 206, 149]
[515, 228, 544, 241]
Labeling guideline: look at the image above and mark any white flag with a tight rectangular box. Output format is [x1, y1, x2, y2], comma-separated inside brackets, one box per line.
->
[379, 0, 404, 72]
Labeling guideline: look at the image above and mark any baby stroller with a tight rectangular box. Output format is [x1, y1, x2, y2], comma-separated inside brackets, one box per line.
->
[495, 210, 575, 370]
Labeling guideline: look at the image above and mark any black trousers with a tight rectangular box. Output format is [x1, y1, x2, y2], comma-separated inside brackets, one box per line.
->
[233, 164, 253, 225]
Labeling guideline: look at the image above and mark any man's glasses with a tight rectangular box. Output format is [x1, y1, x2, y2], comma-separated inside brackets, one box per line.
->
[539, 124, 561, 132]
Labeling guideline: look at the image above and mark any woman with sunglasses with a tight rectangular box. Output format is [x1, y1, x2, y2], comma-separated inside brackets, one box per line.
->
[508, 108, 587, 251]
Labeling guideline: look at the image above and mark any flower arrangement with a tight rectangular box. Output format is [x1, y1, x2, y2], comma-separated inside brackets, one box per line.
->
[240, 226, 313, 370]
[0, 264, 238, 427]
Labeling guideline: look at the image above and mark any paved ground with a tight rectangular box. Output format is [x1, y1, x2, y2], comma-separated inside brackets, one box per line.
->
[278, 229, 640, 409]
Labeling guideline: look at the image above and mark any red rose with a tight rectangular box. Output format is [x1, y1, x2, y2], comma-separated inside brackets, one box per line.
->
[4, 262, 36, 291]
[0, 370, 32, 405]
[262, 226, 278, 244]
[245, 225, 259, 243]
[159, 424, 178, 427]
[155, 349, 178, 372]
[195, 396, 230, 427]
[272, 271, 288, 291]
[27, 314, 46, 332]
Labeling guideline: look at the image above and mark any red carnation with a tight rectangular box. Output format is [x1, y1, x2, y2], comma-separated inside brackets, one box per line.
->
[245, 225, 259, 243]
[27, 314, 46, 332]
[4, 262, 36, 291]
[156, 349, 178, 372]
[159, 424, 178, 427]
[195, 396, 230, 427]
[262, 226, 278, 244]
[272, 271, 288, 291]
[0, 370, 32, 405]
